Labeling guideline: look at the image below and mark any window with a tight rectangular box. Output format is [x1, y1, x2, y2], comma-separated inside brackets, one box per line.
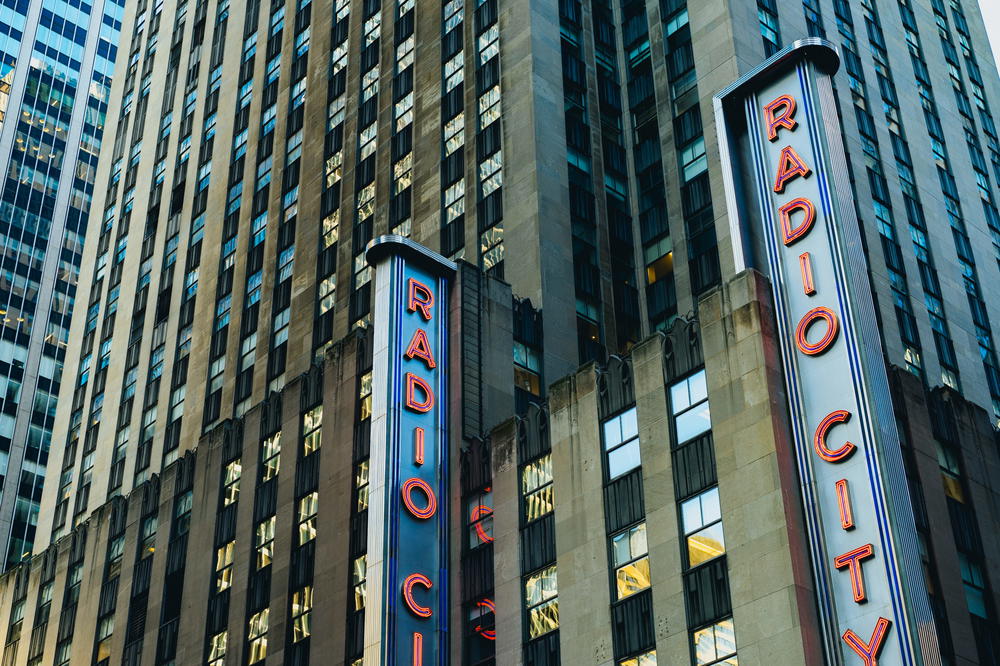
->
[208, 631, 227, 665]
[359, 372, 373, 420]
[959, 553, 988, 618]
[247, 609, 269, 664]
[522, 455, 554, 522]
[603, 407, 640, 479]
[256, 516, 276, 569]
[291, 585, 313, 642]
[681, 488, 725, 567]
[679, 136, 707, 181]
[355, 460, 370, 511]
[670, 369, 710, 445]
[353, 554, 367, 610]
[216, 541, 235, 591]
[620, 650, 656, 666]
[261, 432, 281, 481]
[467, 490, 494, 548]
[223, 459, 241, 506]
[298, 492, 318, 545]
[524, 565, 559, 639]
[302, 405, 322, 455]
[692, 617, 736, 665]
[611, 522, 650, 600]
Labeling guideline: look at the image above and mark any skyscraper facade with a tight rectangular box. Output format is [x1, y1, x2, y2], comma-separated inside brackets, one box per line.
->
[0, 0, 996, 664]
[0, 0, 122, 567]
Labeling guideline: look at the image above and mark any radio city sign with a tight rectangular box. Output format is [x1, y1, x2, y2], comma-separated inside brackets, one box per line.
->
[715, 41, 939, 664]
[365, 236, 455, 665]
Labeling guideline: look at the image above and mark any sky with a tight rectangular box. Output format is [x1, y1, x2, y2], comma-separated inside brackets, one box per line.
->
[982, 0, 1000, 72]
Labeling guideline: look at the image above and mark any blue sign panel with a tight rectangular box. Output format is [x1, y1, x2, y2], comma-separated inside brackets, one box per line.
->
[365, 237, 456, 666]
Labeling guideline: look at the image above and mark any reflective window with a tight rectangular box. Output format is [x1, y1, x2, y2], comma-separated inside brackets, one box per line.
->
[692, 617, 736, 665]
[671, 369, 710, 445]
[302, 405, 322, 455]
[291, 585, 313, 642]
[611, 522, 650, 599]
[681, 487, 725, 567]
[261, 432, 281, 481]
[620, 651, 656, 666]
[524, 565, 559, 639]
[522, 455, 554, 522]
[467, 489, 494, 548]
[247, 609, 269, 663]
[604, 407, 640, 479]
[298, 492, 318, 545]
[216, 541, 235, 591]
[256, 516, 276, 569]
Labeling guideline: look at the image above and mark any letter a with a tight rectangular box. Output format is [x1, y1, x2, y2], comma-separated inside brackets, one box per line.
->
[773, 145, 812, 193]
[405, 329, 437, 369]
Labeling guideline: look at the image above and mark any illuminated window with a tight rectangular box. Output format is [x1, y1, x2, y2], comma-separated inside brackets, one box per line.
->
[302, 405, 322, 455]
[256, 516, 276, 569]
[514, 341, 541, 395]
[611, 522, 650, 599]
[359, 372, 373, 420]
[620, 650, 656, 666]
[355, 460, 370, 511]
[524, 565, 559, 639]
[522, 455, 554, 523]
[208, 631, 227, 665]
[298, 492, 318, 545]
[216, 541, 235, 591]
[223, 459, 241, 506]
[603, 407, 640, 479]
[261, 432, 281, 481]
[247, 609, 269, 664]
[692, 617, 736, 665]
[467, 489, 494, 548]
[291, 585, 313, 642]
[670, 369, 710, 445]
[681, 488, 725, 567]
[353, 554, 367, 610]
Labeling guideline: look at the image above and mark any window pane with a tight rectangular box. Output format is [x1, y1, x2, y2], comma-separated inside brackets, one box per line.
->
[689, 370, 707, 404]
[671, 380, 691, 413]
[604, 418, 621, 450]
[525, 565, 558, 606]
[687, 522, 725, 566]
[608, 438, 641, 479]
[527, 598, 559, 638]
[675, 402, 711, 443]
[681, 495, 702, 533]
[612, 531, 632, 568]
[701, 487, 720, 524]
[525, 485, 554, 522]
[620, 407, 638, 441]
[616, 556, 650, 599]
[522, 455, 553, 494]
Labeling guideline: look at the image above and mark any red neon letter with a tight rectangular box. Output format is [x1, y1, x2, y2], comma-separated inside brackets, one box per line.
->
[763, 94, 797, 141]
[414, 427, 425, 465]
[405, 328, 437, 369]
[795, 306, 839, 355]
[402, 477, 437, 519]
[408, 278, 434, 320]
[814, 410, 856, 463]
[779, 197, 816, 245]
[799, 252, 816, 296]
[470, 504, 494, 544]
[773, 145, 812, 193]
[405, 373, 435, 412]
[834, 543, 875, 603]
[474, 598, 496, 640]
[412, 632, 424, 666]
[836, 478, 854, 530]
[403, 573, 433, 618]
[843, 617, 891, 666]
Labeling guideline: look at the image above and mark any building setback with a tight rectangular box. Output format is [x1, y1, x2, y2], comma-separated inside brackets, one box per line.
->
[0, 0, 123, 568]
[4, 0, 1000, 661]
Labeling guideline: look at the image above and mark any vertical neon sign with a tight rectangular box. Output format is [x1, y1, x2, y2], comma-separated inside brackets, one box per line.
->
[715, 40, 940, 665]
[365, 236, 456, 665]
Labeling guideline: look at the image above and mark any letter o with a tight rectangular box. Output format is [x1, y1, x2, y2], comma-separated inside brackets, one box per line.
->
[402, 477, 437, 519]
[795, 306, 839, 355]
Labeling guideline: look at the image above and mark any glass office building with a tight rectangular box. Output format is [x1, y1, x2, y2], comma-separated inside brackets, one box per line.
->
[0, 0, 122, 568]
